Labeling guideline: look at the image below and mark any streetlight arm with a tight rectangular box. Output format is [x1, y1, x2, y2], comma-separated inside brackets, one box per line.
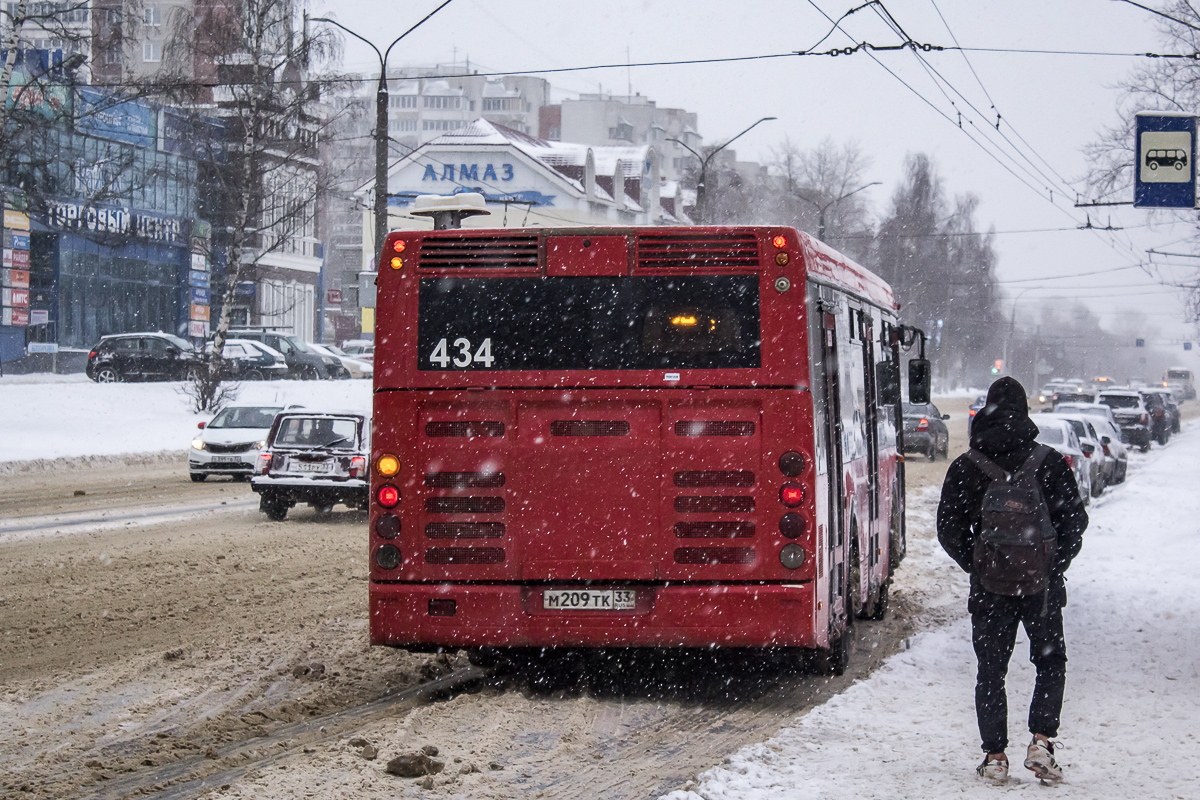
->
[704, 116, 776, 167]
[665, 137, 701, 161]
[308, 16, 381, 64]
[383, 0, 456, 65]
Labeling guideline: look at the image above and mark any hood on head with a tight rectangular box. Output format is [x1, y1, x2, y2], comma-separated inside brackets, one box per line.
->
[970, 377, 1039, 454]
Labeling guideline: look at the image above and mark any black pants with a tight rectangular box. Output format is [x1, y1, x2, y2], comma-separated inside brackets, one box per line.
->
[970, 590, 1067, 754]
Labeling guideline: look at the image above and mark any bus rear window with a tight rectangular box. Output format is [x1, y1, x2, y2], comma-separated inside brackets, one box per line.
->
[417, 276, 761, 370]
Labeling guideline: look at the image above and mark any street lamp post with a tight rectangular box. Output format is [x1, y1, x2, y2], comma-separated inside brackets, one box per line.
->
[310, 2, 453, 264]
[795, 182, 880, 241]
[667, 116, 775, 224]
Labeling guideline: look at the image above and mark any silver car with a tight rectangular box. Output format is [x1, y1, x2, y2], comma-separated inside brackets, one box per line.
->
[1033, 417, 1092, 506]
[189, 405, 283, 482]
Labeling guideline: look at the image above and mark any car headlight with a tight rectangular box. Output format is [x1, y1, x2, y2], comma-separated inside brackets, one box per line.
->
[191, 438, 206, 450]
[322, 357, 338, 366]
[256, 440, 267, 449]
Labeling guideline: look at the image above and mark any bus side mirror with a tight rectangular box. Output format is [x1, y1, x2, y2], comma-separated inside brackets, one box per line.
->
[876, 360, 901, 405]
[908, 359, 931, 405]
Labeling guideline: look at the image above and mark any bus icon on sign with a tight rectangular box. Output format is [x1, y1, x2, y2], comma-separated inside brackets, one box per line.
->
[1146, 149, 1188, 171]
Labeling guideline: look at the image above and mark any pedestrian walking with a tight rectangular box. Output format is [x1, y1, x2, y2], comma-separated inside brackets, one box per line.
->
[937, 377, 1088, 784]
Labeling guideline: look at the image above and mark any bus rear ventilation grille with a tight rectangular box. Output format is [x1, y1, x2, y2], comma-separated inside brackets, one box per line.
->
[425, 522, 505, 539]
[418, 235, 539, 269]
[674, 470, 755, 487]
[425, 421, 505, 437]
[674, 496, 755, 513]
[550, 420, 630, 437]
[425, 497, 506, 514]
[674, 421, 755, 437]
[673, 546, 755, 565]
[425, 471, 505, 488]
[636, 232, 759, 269]
[425, 547, 506, 565]
[675, 522, 755, 538]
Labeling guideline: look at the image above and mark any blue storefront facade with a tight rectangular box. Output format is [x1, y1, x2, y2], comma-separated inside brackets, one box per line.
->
[0, 70, 217, 364]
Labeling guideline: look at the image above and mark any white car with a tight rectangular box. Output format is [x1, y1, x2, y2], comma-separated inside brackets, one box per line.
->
[340, 339, 375, 363]
[309, 342, 373, 379]
[189, 405, 283, 482]
[1033, 417, 1092, 505]
[1047, 413, 1110, 497]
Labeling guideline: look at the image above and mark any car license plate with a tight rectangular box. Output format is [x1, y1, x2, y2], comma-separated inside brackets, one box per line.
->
[542, 589, 636, 611]
[291, 460, 333, 474]
[211, 455, 241, 464]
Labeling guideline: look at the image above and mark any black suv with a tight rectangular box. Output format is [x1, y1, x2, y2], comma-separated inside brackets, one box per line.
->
[222, 330, 347, 379]
[87, 333, 200, 382]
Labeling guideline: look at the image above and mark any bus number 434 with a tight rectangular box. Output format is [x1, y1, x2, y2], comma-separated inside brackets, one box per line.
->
[429, 337, 494, 368]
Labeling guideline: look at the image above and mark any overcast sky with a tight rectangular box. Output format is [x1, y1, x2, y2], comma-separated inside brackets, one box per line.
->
[312, 0, 1200, 359]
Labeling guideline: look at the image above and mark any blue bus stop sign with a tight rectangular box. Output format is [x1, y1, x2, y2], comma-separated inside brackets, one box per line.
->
[1135, 112, 1196, 208]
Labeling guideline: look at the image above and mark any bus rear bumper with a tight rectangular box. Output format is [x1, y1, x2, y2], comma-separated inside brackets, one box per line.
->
[369, 582, 819, 649]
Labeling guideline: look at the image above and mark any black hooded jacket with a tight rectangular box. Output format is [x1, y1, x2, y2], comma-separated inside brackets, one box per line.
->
[937, 377, 1088, 602]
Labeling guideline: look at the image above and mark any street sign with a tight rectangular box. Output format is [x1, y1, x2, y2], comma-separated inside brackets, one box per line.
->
[10, 233, 29, 250]
[26, 341, 57, 354]
[188, 320, 209, 338]
[190, 287, 210, 305]
[326, 288, 343, 304]
[190, 303, 210, 322]
[1135, 112, 1197, 208]
[189, 270, 209, 288]
[29, 309, 48, 325]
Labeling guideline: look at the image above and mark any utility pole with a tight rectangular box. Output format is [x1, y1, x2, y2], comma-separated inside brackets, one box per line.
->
[310, 1, 455, 264]
[668, 116, 776, 224]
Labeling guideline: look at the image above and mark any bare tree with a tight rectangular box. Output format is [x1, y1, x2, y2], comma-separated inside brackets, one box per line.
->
[141, 0, 340, 409]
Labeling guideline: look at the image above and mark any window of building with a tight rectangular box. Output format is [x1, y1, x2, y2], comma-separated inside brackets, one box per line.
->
[423, 95, 461, 110]
[142, 40, 161, 62]
[421, 119, 464, 132]
[608, 122, 634, 141]
[547, 126, 561, 141]
[389, 119, 417, 133]
[144, 6, 161, 26]
[389, 95, 417, 109]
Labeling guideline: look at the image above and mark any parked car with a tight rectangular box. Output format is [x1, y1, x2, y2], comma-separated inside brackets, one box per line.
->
[1155, 389, 1182, 434]
[251, 410, 370, 520]
[1139, 390, 1174, 445]
[203, 338, 289, 381]
[1097, 390, 1153, 452]
[902, 402, 950, 460]
[309, 342, 372, 379]
[967, 395, 987, 438]
[1052, 401, 1118, 430]
[189, 405, 283, 481]
[1047, 413, 1110, 497]
[1033, 417, 1092, 505]
[1090, 417, 1129, 484]
[222, 329, 347, 379]
[87, 332, 200, 383]
[340, 339, 375, 362]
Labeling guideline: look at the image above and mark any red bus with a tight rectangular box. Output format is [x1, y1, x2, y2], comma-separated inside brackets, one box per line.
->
[368, 226, 927, 672]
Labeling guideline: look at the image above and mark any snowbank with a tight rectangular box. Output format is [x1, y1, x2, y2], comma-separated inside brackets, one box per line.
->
[664, 430, 1200, 799]
[0, 379, 371, 463]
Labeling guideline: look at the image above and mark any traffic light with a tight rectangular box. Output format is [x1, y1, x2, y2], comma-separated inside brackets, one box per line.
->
[1136, 338, 1145, 348]
[991, 359, 1003, 375]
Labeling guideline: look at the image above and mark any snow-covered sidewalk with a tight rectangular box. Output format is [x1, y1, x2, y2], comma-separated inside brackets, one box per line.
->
[665, 430, 1200, 800]
[0, 377, 371, 462]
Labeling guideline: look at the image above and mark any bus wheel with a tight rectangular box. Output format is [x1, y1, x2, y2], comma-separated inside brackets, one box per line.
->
[813, 627, 852, 676]
[865, 582, 890, 620]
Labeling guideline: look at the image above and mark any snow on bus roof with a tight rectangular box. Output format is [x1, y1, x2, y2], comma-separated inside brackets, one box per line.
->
[796, 230, 896, 310]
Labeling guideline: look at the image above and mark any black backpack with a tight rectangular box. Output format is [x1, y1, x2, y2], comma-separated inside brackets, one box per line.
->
[966, 445, 1058, 597]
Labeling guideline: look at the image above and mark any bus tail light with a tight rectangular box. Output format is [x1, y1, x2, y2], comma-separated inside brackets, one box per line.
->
[377, 485, 400, 508]
[772, 234, 787, 248]
[779, 512, 806, 538]
[780, 484, 804, 507]
[916, 417, 930, 432]
[349, 456, 366, 478]
[778, 451, 806, 477]
[255, 452, 271, 475]
[376, 454, 400, 476]
[375, 513, 400, 539]
[375, 545, 401, 570]
[780, 544, 806, 569]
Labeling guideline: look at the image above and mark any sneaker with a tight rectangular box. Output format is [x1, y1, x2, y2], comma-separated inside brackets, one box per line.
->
[1024, 738, 1063, 784]
[977, 754, 1009, 783]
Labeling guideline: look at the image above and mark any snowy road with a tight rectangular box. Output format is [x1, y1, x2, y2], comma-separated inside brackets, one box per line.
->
[664, 425, 1200, 800]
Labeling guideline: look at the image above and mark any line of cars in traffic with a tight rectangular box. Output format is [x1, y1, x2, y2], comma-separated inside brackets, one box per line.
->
[951, 374, 1190, 505]
[86, 330, 374, 382]
[190, 402, 370, 520]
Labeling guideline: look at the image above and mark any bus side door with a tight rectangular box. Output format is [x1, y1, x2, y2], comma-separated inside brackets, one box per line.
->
[819, 309, 849, 628]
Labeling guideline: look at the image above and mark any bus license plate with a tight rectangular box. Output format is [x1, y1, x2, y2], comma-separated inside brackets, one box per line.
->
[292, 461, 333, 474]
[542, 589, 636, 611]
